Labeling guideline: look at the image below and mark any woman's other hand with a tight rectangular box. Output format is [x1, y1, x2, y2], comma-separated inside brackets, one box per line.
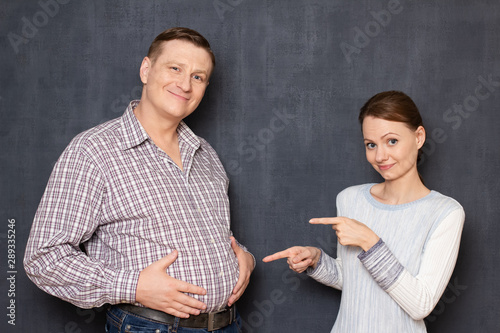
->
[310, 217, 380, 252]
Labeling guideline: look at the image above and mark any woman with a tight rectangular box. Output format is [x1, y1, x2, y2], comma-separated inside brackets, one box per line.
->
[263, 91, 465, 332]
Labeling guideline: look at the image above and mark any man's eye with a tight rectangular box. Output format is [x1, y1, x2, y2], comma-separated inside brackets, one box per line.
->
[193, 75, 201, 80]
[171, 67, 179, 71]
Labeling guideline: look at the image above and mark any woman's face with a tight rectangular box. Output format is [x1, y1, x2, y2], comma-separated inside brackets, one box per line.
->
[362, 116, 425, 182]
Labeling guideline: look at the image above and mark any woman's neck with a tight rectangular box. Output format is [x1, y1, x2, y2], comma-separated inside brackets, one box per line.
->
[371, 174, 430, 205]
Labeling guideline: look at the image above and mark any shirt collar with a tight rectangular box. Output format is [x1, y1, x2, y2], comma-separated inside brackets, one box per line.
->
[119, 100, 201, 151]
[119, 100, 149, 150]
[177, 120, 201, 151]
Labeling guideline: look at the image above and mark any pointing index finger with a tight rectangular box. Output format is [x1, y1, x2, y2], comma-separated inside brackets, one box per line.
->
[309, 217, 341, 225]
[262, 249, 294, 263]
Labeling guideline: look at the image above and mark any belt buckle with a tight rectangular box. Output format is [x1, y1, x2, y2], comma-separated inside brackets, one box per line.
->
[207, 312, 215, 331]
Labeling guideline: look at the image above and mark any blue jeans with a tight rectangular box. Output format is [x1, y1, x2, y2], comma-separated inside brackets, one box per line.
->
[105, 305, 243, 333]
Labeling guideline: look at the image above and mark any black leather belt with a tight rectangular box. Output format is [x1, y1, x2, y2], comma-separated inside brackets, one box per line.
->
[115, 304, 235, 331]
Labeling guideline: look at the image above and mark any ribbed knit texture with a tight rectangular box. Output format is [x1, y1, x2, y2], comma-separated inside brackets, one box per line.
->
[308, 184, 464, 332]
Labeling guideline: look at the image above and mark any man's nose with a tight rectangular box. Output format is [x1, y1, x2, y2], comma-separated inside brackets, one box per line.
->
[177, 74, 192, 92]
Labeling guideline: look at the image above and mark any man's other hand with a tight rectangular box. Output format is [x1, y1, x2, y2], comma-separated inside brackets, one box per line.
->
[227, 236, 254, 306]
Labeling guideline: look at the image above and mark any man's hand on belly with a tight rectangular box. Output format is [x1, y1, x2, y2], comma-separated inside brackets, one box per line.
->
[135, 250, 208, 318]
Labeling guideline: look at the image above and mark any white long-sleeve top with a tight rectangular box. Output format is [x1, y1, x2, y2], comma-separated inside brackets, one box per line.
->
[308, 184, 465, 333]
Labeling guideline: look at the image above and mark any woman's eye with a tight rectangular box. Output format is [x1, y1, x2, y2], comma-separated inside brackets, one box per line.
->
[366, 143, 376, 149]
[388, 139, 398, 145]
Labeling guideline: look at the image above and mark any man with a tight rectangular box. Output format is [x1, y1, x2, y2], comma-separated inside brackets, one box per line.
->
[24, 27, 254, 332]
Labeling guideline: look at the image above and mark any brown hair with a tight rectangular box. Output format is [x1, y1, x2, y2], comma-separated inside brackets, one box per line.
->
[147, 27, 215, 68]
[358, 91, 423, 131]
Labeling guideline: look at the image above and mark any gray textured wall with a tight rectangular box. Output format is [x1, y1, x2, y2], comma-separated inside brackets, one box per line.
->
[1, 0, 499, 332]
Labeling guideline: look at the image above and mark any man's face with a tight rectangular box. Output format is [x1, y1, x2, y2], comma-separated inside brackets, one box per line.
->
[139, 39, 213, 122]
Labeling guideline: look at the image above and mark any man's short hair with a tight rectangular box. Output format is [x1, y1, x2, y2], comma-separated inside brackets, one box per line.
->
[147, 27, 216, 68]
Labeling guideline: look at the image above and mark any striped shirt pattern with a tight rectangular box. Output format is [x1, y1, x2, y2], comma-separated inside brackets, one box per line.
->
[308, 184, 465, 332]
[24, 101, 240, 312]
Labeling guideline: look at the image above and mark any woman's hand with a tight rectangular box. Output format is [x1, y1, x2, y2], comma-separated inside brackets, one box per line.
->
[310, 217, 380, 252]
[263, 246, 322, 273]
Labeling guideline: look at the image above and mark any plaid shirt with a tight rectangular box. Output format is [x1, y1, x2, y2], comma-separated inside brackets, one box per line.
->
[24, 101, 243, 312]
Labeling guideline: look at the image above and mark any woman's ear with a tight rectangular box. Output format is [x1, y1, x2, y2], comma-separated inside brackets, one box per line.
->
[415, 126, 426, 149]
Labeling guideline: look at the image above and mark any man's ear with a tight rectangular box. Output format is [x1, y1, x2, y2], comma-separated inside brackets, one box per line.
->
[139, 57, 151, 84]
[415, 126, 426, 149]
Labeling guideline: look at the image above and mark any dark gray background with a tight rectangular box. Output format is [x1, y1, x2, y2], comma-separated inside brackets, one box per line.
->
[1, 0, 499, 332]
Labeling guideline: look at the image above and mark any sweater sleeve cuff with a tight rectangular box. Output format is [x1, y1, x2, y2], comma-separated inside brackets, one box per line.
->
[358, 239, 404, 291]
[307, 249, 341, 288]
